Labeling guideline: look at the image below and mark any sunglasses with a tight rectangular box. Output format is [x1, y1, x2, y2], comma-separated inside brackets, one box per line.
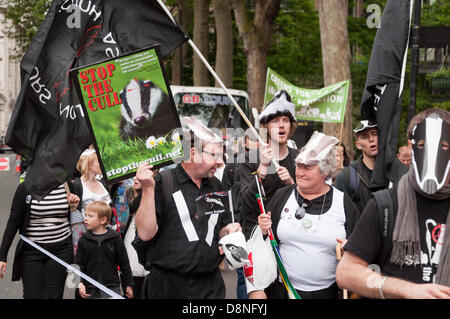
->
[295, 199, 310, 220]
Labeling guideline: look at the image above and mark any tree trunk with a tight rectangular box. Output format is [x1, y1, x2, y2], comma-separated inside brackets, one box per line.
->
[213, 0, 233, 88]
[193, 0, 211, 86]
[171, 0, 193, 85]
[230, 0, 281, 111]
[317, 0, 354, 159]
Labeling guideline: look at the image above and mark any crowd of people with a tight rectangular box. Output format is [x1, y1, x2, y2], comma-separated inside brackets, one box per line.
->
[0, 90, 448, 299]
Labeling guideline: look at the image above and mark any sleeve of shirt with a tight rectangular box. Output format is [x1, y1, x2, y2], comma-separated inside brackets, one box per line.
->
[153, 175, 165, 225]
[343, 197, 382, 264]
[0, 183, 28, 262]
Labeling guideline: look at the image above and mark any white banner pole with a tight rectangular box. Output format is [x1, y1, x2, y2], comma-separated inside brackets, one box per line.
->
[20, 235, 124, 299]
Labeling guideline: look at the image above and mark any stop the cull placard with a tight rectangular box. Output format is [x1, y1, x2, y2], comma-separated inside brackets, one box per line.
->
[71, 45, 184, 185]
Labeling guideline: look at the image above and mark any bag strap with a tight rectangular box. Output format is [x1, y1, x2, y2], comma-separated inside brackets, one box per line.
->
[372, 189, 395, 267]
[160, 169, 174, 211]
[348, 164, 360, 200]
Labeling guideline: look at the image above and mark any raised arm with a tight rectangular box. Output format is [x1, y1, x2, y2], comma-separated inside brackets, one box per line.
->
[134, 163, 158, 241]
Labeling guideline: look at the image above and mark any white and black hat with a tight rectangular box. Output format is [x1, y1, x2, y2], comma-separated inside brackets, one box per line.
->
[296, 131, 339, 166]
[258, 90, 296, 124]
[353, 120, 378, 135]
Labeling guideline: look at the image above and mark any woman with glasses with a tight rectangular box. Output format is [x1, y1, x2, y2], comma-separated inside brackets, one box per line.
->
[249, 132, 360, 299]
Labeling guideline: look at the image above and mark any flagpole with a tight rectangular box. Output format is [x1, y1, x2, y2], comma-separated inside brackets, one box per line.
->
[156, 0, 279, 169]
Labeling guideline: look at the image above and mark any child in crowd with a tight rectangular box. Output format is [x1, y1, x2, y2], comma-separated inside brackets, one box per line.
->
[76, 201, 133, 299]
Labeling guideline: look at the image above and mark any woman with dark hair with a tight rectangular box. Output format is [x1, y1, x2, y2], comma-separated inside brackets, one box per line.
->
[0, 183, 81, 299]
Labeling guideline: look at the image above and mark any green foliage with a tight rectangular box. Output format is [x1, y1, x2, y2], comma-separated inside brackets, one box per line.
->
[421, 0, 450, 26]
[1, 0, 51, 59]
[268, 0, 322, 88]
[425, 67, 450, 80]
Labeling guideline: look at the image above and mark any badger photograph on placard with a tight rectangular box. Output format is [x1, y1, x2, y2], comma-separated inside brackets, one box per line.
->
[119, 78, 173, 142]
[71, 45, 184, 185]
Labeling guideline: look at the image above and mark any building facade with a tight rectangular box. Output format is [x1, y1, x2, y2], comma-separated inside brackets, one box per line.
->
[0, 8, 21, 141]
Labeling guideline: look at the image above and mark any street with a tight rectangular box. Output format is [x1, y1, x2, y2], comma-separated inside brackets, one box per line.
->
[0, 153, 237, 299]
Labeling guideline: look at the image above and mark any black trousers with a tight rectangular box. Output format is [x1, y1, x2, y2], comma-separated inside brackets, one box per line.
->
[147, 264, 225, 299]
[21, 237, 73, 299]
[266, 279, 339, 299]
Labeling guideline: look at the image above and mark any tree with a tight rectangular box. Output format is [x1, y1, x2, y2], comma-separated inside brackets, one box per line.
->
[213, 0, 233, 87]
[0, 0, 51, 59]
[316, 0, 354, 158]
[170, 0, 193, 85]
[193, 0, 210, 86]
[230, 0, 281, 111]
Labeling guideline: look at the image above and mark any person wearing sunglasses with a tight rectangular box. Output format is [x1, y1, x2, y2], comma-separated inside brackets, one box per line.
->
[134, 119, 241, 299]
[251, 132, 360, 299]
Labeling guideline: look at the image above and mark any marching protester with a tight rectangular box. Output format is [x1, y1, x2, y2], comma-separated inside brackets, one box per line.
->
[70, 148, 112, 257]
[76, 201, 134, 299]
[239, 90, 300, 240]
[397, 144, 412, 166]
[134, 119, 242, 299]
[250, 132, 360, 299]
[0, 183, 81, 298]
[334, 121, 408, 214]
[336, 108, 450, 299]
[331, 144, 350, 183]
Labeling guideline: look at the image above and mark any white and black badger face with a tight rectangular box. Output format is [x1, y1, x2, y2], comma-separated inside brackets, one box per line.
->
[119, 79, 169, 141]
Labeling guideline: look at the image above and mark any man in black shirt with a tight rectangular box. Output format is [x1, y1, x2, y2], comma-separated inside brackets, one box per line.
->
[135, 127, 241, 299]
[334, 121, 408, 214]
[336, 108, 450, 299]
[334, 121, 380, 213]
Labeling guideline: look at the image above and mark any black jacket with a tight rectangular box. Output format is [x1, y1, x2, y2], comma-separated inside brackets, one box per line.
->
[334, 156, 408, 214]
[239, 147, 300, 239]
[76, 229, 134, 291]
[0, 182, 81, 281]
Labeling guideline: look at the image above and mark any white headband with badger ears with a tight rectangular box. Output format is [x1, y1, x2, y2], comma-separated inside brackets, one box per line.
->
[181, 116, 222, 144]
[258, 90, 296, 124]
[296, 131, 339, 166]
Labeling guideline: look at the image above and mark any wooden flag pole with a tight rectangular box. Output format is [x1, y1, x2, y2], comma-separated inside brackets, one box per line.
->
[336, 243, 348, 299]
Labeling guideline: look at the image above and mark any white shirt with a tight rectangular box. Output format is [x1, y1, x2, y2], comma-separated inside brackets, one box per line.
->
[277, 187, 346, 291]
[81, 179, 111, 216]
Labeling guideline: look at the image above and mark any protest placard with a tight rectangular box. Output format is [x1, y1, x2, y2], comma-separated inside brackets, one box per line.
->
[71, 45, 183, 184]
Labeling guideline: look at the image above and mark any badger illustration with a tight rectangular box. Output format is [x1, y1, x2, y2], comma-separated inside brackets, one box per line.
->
[119, 79, 173, 141]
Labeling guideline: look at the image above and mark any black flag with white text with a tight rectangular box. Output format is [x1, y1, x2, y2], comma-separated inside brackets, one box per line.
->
[360, 0, 412, 188]
[5, 0, 188, 198]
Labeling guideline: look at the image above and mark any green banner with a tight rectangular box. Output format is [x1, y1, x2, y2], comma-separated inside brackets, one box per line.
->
[71, 46, 184, 184]
[264, 68, 349, 123]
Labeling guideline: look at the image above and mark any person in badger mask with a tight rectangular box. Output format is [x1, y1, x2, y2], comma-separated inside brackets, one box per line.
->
[336, 108, 450, 299]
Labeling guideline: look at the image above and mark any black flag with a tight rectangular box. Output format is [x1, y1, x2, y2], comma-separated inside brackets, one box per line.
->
[6, 0, 188, 197]
[360, 0, 412, 188]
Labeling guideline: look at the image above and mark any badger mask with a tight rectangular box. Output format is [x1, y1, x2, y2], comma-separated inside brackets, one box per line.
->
[411, 113, 449, 195]
[219, 231, 249, 270]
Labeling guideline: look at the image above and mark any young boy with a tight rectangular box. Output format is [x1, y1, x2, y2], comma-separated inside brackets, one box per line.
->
[76, 201, 134, 299]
